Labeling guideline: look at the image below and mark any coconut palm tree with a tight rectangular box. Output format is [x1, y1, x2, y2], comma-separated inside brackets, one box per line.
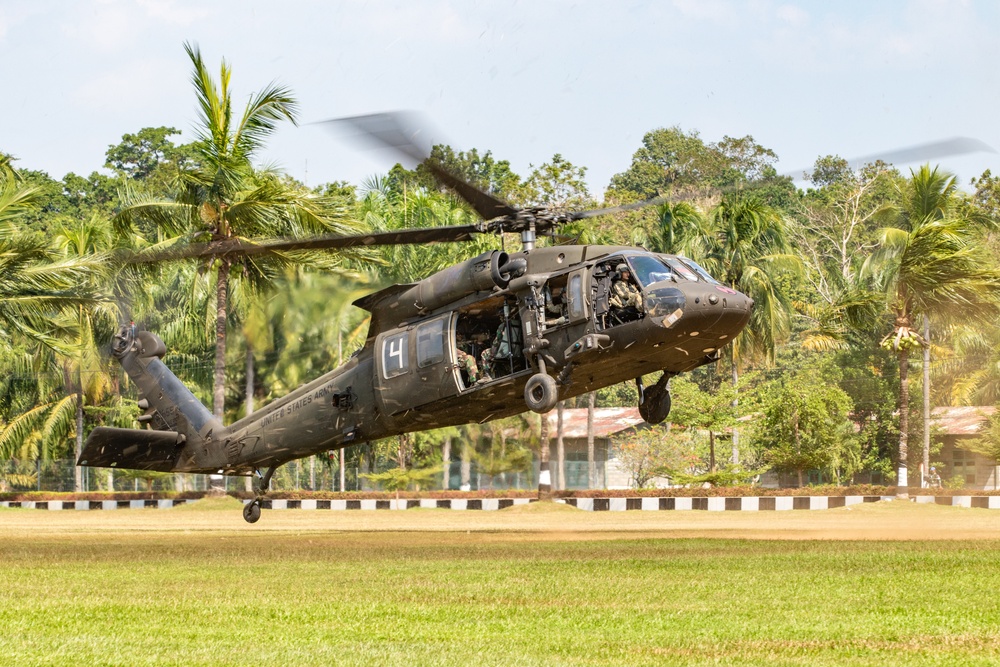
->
[646, 201, 704, 255]
[700, 196, 801, 367]
[358, 175, 495, 282]
[657, 195, 800, 461]
[0, 234, 103, 350]
[115, 43, 363, 418]
[52, 218, 122, 489]
[0, 167, 115, 480]
[938, 324, 1000, 405]
[861, 166, 1000, 493]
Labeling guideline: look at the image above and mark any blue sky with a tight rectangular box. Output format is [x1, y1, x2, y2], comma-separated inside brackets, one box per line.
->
[1, 0, 997, 197]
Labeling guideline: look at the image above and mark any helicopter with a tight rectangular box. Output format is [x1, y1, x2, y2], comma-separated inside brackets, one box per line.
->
[76, 113, 770, 522]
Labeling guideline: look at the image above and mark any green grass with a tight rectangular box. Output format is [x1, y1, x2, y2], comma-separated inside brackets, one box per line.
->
[1, 507, 1000, 666]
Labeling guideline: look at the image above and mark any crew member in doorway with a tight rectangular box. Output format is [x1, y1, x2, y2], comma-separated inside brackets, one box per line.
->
[456, 348, 484, 385]
[456, 334, 485, 386]
[481, 313, 522, 378]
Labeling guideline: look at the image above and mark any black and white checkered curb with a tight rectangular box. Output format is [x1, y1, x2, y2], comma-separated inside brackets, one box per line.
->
[0, 499, 195, 510]
[4, 495, 999, 511]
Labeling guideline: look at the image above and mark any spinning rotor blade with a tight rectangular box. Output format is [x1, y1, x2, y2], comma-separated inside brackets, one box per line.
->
[780, 136, 996, 181]
[122, 225, 483, 264]
[423, 162, 519, 220]
[571, 135, 996, 222]
[321, 112, 519, 221]
[327, 111, 430, 164]
[570, 199, 666, 220]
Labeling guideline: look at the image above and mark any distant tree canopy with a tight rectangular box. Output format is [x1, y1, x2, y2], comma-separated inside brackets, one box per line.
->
[104, 126, 199, 181]
[606, 126, 793, 204]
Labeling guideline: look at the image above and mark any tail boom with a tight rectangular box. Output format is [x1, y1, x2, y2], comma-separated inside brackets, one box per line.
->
[78, 328, 226, 474]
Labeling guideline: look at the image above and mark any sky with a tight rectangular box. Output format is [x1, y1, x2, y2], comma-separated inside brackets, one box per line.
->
[2, 0, 998, 198]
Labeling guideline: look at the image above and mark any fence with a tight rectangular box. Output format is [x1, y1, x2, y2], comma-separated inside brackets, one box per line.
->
[0, 457, 601, 494]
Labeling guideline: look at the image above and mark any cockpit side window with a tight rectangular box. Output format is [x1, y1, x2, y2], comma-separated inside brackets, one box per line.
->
[679, 258, 721, 285]
[663, 257, 699, 281]
[627, 255, 674, 288]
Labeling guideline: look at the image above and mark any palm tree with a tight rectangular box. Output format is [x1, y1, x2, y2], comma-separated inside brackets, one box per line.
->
[52, 217, 121, 490]
[0, 167, 114, 481]
[647, 201, 704, 255]
[358, 175, 494, 282]
[862, 166, 1000, 494]
[939, 323, 1000, 405]
[656, 195, 800, 461]
[700, 196, 801, 369]
[115, 43, 362, 418]
[0, 172, 39, 228]
[0, 234, 104, 351]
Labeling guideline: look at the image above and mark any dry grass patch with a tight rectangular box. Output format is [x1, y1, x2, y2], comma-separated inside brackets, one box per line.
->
[3, 502, 1000, 665]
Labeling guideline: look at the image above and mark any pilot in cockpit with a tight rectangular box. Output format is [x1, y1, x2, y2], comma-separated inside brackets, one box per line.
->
[609, 263, 642, 323]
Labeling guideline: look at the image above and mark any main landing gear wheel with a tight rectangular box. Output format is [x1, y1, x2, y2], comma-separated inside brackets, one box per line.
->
[524, 373, 558, 413]
[243, 500, 261, 523]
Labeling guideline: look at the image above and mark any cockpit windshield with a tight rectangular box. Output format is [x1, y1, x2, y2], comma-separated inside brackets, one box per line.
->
[679, 258, 721, 285]
[627, 255, 673, 287]
[662, 257, 699, 282]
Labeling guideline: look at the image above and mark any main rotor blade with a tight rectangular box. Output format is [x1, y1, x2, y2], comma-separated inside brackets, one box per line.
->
[781, 136, 996, 180]
[424, 162, 519, 220]
[326, 111, 431, 164]
[122, 226, 483, 264]
[570, 199, 668, 220]
[572, 136, 997, 222]
[321, 112, 519, 221]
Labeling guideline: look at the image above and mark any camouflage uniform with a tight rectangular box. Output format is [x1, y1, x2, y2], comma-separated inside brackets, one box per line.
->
[609, 275, 642, 310]
[456, 349, 480, 383]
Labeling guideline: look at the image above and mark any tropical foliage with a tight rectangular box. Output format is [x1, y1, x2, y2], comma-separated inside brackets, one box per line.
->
[2, 45, 999, 493]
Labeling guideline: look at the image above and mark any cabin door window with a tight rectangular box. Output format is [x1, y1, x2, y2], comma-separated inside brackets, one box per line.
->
[416, 317, 447, 368]
[381, 332, 410, 379]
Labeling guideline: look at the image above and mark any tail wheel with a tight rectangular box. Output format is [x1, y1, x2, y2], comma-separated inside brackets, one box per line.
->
[524, 373, 558, 413]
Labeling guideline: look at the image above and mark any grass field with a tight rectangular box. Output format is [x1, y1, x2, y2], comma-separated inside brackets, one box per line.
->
[3, 500, 1000, 666]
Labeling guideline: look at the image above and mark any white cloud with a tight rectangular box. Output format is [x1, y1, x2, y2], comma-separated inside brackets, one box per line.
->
[60, 2, 140, 54]
[671, 0, 736, 24]
[0, 3, 45, 43]
[71, 58, 184, 114]
[775, 4, 808, 26]
[136, 0, 211, 27]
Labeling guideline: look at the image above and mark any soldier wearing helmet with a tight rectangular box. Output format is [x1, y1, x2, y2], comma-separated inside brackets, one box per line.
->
[609, 262, 642, 319]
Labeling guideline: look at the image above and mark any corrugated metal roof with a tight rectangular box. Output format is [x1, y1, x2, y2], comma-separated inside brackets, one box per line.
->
[537, 405, 995, 439]
[930, 406, 996, 436]
[544, 407, 645, 439]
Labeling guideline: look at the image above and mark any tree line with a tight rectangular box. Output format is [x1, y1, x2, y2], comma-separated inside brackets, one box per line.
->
[1, 44, 999, 492]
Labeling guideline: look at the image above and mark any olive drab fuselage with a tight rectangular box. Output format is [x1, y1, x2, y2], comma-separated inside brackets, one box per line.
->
[79, 244, 752, 477]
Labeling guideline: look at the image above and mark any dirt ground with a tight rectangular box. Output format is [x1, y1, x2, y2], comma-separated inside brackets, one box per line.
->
[2, 497, 999, 541]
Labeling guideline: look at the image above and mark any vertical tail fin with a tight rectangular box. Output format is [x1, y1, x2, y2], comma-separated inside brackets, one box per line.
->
[78, 327, 224, 473]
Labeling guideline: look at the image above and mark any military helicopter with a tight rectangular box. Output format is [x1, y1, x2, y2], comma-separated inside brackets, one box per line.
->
[79, 115, 982, 523]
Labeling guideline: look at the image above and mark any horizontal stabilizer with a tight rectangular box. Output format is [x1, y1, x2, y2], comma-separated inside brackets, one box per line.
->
[78, 427, 186, 472]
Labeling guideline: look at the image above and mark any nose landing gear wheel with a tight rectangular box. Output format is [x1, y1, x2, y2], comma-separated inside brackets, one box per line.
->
[243, 500, 261, 523]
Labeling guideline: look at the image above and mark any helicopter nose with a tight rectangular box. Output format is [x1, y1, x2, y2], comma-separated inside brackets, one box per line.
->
[645, 282, 753, 342]
[710, 286, 753, 334]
